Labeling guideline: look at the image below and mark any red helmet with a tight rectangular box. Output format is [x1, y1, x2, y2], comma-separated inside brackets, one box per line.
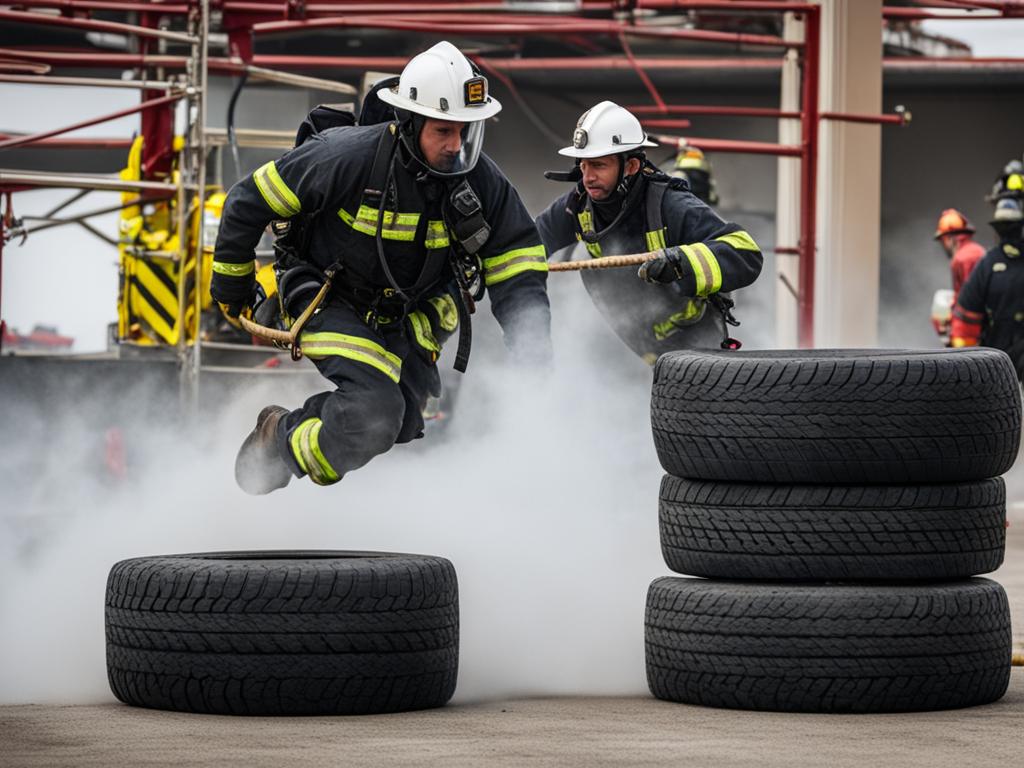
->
[933, 208, 975, 239]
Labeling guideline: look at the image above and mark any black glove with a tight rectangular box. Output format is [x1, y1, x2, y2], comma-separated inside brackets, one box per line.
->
[638, 246, 688, 284]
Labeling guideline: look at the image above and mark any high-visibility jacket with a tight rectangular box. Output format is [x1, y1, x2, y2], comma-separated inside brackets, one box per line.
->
[211, 122, 551, 361]
[951, 238, 1024, 360]
[535, 171, 762, 358]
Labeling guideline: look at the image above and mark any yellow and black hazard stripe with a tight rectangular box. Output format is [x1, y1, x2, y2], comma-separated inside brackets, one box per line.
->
[128, 257, 182, 344]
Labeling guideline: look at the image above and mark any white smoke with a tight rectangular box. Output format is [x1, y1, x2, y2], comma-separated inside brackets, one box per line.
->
[0, 275, 668, 705]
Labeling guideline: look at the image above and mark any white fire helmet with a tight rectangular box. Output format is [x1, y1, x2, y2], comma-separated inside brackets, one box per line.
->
[558, 101, 657, 160]
[377, 41, 501, 177]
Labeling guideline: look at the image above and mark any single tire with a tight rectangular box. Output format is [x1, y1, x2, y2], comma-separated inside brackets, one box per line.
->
[106, 550, 459, 715]
[660, 476, 1006, 580]
[646, 578, 1011, 713]
[651, 348, 1021, 484]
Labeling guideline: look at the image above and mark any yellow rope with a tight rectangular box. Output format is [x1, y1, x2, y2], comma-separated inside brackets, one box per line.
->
[549, 251, 658, 273]
[239, 277, 332, 360]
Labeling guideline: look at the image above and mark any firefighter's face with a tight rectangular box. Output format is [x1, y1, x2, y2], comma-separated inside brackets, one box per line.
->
[939, 234, 957, 258]
[420, 118, 466, 173]
[580, 155, 641, 201]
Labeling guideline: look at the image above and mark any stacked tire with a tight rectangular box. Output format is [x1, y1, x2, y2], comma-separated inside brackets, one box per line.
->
[106, 550, 459, 715]
[646, 348, 1019, 713]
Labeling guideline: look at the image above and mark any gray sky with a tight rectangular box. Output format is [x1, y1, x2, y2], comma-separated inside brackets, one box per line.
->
[1, 21, 1023, 351]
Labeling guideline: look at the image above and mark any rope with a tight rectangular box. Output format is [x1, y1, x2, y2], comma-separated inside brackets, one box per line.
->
[549, 251, 658, 273]
[239, 277, 332, 360]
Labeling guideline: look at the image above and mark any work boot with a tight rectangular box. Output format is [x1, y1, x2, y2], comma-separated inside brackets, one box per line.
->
[235, 405, 293, 495]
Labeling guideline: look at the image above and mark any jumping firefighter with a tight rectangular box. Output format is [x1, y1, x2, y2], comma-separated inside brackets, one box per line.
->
[211, 41, 551, 494]
[535, 102, 762, 363]
[951, 197, 1024, 379]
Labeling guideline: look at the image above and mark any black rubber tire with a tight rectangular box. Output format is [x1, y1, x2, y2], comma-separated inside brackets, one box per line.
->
[651, 348, 1022, 484]
[659, 476, 1006, 580]
[106, 550, 459, 716]
[646, 578, 1011, 713]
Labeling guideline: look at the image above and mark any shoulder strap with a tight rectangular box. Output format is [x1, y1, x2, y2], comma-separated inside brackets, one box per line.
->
[645, 176, 669, 235]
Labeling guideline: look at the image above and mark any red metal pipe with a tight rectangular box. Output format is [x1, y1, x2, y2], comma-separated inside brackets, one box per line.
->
[820, 110, 906, 126]
[652, 134, 801, 156]
[640, 119, 693, 129]
[636, 1, 817, 10]
[798, 6, 820, 349]
[1, 0, 190, 11]
[0, 135, 133, 149]
[884, 8, 1024, 18]
[252, 15, 799, 48]
[0, 93, 182, 152]
[635, 105, 906, 126]
[633, 104, 801, 119]
[258, 54, 786, 71]
[0, 9, 196, 44]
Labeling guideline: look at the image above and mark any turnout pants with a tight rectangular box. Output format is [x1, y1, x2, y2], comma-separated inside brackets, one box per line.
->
[273, 300, 442, 485]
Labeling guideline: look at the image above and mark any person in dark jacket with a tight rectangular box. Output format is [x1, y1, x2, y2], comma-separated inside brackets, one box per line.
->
[951, 198, 1024, 378]
[212, 41, 551, 494]
[535, 101, 762, 363]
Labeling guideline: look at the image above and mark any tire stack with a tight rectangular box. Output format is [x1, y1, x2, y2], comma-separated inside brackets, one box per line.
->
[106, 550, 459, 715]
[646, 348, 1020, 713]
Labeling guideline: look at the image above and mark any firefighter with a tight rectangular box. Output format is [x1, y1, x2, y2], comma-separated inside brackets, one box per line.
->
[212, 41, 551, 495]
[535, 101, 762, 362]
[669, 142, 719, 206]
[951, 197, 1024, 378]
[934, 208, 985, 307]
[988, 157, 1023, 204]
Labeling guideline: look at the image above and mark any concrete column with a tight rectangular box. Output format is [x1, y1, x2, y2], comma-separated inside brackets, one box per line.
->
[775, 12, 804, 349]
[814, 0, 883, 347]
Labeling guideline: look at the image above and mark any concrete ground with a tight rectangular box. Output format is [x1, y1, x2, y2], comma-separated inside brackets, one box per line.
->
[3, 525, 1023, 767]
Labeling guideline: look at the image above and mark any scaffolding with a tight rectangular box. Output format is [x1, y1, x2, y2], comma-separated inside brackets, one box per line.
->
[2, 0, 1020, 404]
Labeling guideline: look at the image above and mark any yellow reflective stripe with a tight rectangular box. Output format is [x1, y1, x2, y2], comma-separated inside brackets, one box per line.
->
[337, 206, 420, 241]
[289, 418, 339, 485]
[212, 259, 255, 276]
[680, 244, 707, 296]
[483, 245, 548, 286]
[427, 294, 459, 332]
[409, 310, 440, 355]
[253, 161, 300, 217]
[300, 332, 402, 383]
[714, 230, 759, 252]
[652, 301, 705, 341]
[645, 229, 667, 251]
[426, 220, 450, 249]
[694, 242, 722, 293]
[1008, 173, 1023, 191]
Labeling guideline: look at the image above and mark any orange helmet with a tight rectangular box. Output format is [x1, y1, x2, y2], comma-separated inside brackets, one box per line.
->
[934, 208, 975, 239]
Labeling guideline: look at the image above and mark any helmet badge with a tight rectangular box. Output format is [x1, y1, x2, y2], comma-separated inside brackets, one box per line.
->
[572, 128, 588, 149]
[464, 76, 487, 106]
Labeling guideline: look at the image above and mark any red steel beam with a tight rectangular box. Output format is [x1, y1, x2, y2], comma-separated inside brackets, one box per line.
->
[0, 93, 183, 151]
[6, 1, 190, 11]
[252, 16, 799, 48]
[798, 5, 820, 349]
[635, 1, 817, 9]
[652, 133, 801, 156]
[0, 9, 196, 45]
[634, 104, 801, 119]
[634, 104, 907, 126]
[0, 135, 133, 149]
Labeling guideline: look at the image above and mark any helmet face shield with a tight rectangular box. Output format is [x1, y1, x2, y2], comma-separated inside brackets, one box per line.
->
[418, 118, 485, 178]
